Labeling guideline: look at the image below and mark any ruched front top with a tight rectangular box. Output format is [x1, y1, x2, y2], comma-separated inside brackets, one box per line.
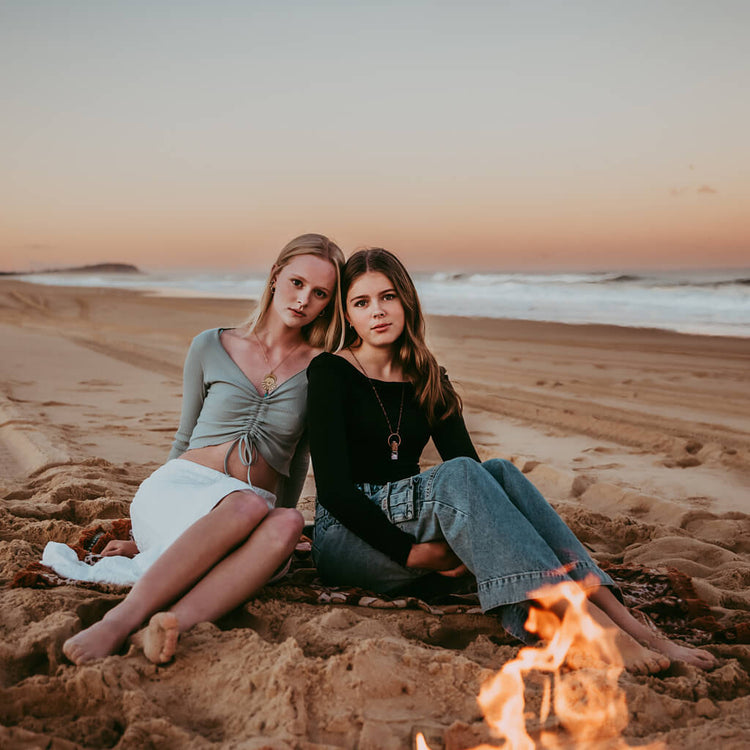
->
[168, 328, 307, 483]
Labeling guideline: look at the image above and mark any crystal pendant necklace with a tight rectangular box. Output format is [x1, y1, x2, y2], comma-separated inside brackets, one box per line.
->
[350, 349, 405, 460]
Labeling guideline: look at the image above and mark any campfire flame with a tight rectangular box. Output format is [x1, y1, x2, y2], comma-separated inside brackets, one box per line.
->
[416, 577, 665, 749]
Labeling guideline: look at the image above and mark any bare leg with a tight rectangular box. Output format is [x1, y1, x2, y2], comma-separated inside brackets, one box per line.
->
[589, 587, 717, 670]
[62, 490, 270, 665]
[140, 507, 304, 664]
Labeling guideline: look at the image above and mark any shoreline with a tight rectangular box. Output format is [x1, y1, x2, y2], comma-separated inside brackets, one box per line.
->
[12, 274, 750, 341]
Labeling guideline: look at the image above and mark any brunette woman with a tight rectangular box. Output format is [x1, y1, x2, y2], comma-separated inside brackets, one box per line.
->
[50, 234, 346, 665]
[306, 248, 716, 674]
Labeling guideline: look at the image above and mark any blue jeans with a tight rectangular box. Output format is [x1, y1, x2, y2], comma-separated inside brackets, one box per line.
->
[313, 457, 616, 642]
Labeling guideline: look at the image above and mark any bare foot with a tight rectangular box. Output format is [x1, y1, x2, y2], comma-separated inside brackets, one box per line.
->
[612, 631, 671, 675]
[647, 637, 718, 670]
[62, 618, 132, 665]
[141, 612, 180, 664]
[565, 628, 670, 675]
[588, 587, 718, 672]
[573, 602, 671, 675]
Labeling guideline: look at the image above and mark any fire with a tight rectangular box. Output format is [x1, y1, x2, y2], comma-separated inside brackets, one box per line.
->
[416, 577, 665, 750]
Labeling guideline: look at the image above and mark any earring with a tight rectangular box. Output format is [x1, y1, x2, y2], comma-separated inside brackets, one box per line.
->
[270, 284, 276, 295]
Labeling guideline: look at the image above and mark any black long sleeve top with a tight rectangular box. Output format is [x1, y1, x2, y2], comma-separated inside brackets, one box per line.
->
[307, 352, 479, 566]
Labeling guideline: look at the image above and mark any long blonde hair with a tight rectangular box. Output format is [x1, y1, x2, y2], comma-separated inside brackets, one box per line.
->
[342, 248, 462, 423]
[244, 233, 346, 351]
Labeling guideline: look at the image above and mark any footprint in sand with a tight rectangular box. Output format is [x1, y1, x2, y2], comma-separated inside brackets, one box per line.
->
[663, 440, 704, 468]
[676, 456, 702, 468]
[76, 379, 120, 392]
[662, 456, 703, 468]
[685, 440, 703, 455]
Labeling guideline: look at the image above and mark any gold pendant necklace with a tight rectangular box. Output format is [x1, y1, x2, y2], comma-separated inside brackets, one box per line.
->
[254, 333, 303, 395]
[350, 348, 405, 461]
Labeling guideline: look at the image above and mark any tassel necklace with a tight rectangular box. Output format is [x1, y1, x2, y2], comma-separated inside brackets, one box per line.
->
[349, 349, 405, 461]
[254, 333, 303, 395]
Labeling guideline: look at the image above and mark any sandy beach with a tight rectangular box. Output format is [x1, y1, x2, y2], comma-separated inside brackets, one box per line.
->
[1, 278, 748, 749]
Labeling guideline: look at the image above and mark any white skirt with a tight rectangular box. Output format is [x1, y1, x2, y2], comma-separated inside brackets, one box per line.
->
[42, 459, 276, 586]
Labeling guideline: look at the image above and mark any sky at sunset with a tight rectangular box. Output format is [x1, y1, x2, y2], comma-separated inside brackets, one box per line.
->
[2, 1, 748, 272]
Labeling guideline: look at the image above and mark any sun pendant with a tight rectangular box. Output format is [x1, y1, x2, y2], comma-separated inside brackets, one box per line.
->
[262, 373, 277, 394]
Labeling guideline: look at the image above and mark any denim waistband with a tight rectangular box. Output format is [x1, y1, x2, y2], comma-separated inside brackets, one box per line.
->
[355, 482, 386, 496]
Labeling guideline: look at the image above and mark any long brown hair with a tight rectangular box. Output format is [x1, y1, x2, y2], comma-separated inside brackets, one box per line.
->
[243, 233, 346, 351]
[342, 248, 462, 423]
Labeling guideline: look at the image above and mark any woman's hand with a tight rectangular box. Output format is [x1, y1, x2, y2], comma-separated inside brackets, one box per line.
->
[406, 541, 468, 577]
[101, 539, 139, 558]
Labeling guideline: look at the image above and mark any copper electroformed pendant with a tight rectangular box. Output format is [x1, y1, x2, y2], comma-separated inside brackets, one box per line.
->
[389, 434, 401, 461]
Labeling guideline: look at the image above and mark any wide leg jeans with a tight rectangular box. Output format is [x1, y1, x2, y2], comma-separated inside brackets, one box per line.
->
[313, 457, 616, 642]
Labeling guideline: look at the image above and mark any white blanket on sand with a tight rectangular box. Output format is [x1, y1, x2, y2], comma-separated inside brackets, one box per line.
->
[41, 542, 161, 586]
[41, 458, 274, 587]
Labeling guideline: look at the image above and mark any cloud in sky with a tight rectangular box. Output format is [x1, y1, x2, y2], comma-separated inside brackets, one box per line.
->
[669, 185, 719, 197]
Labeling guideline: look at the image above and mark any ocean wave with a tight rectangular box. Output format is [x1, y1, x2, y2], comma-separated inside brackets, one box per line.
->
[17, 268, 750, 338]
[425, 270, 750, 290]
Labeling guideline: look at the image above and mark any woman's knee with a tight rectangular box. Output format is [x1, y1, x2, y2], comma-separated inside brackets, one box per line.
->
[442, 455, 483, 476]
[482, 457, 518, 481]
[216, 490, 270, 530]
[265, 507, 305, 547]
[441, 456, 497, 490]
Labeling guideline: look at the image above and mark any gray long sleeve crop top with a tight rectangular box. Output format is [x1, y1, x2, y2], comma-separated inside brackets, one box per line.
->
[168, 328, 309, 508]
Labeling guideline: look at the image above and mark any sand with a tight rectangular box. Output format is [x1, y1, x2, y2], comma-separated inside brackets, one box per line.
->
[1, 278, 748, 749]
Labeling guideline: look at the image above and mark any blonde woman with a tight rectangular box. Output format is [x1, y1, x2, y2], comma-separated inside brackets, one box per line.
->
[54, 234, 345, 665]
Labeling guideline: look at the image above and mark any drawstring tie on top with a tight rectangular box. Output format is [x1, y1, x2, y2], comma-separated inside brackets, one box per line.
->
[224, 434, 257, 485]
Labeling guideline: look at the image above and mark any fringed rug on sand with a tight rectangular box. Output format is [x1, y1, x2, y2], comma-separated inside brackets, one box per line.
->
[10, 519, 749, 645]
